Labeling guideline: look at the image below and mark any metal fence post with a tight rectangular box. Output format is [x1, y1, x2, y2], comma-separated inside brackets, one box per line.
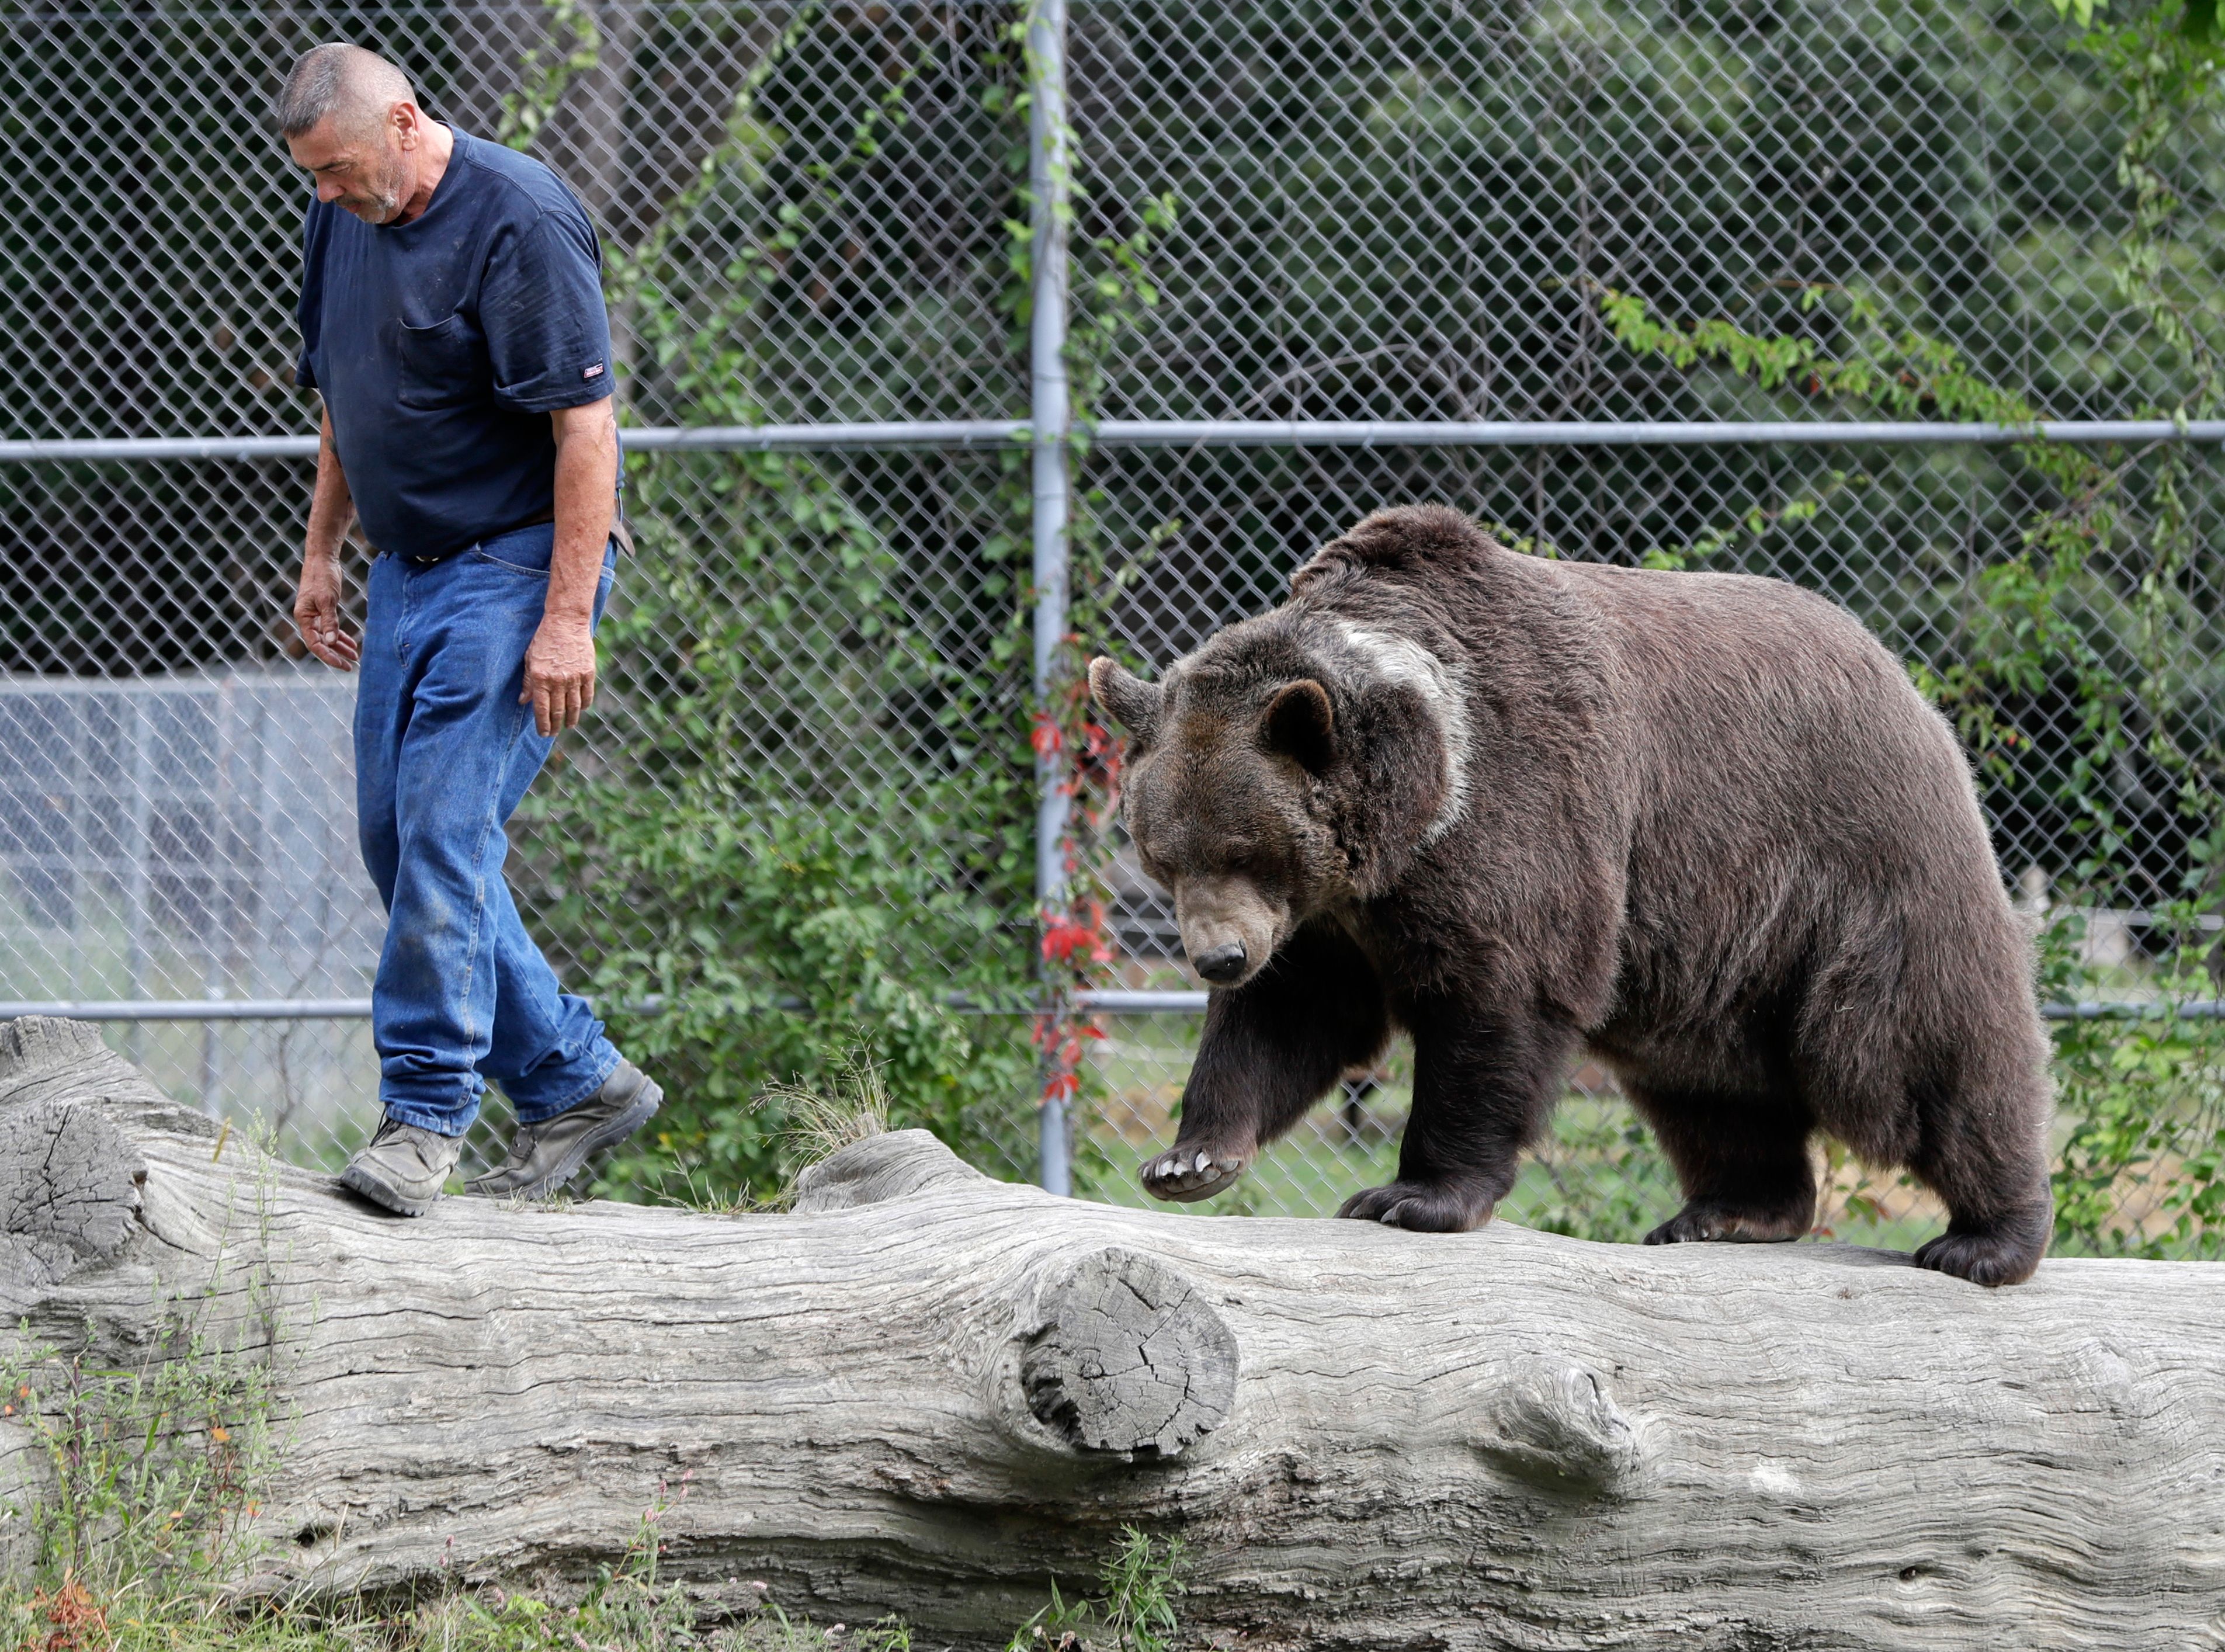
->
[123, 698, 153, 1067]
[1028, 0, 1074, 1196]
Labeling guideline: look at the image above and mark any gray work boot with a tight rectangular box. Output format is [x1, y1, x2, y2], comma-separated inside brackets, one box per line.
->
[466, 1060, 663, 1200]
[339, 1117, 465, 1216]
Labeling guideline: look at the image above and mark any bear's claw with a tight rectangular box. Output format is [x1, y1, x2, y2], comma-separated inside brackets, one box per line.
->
[1140, 1144, 1249, 1203]
[1337, 1180, 1495, 1232]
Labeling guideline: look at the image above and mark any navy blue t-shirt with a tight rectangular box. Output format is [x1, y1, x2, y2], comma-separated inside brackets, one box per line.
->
[294, 129, 615, 561]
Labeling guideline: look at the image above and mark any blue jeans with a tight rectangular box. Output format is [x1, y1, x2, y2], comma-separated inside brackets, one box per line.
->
[356, 523, 620, 1136]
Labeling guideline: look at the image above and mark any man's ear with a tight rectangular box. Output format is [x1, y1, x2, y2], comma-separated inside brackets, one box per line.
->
[1261, 679, 1335, 773]
[1088, 656, 1163, 745]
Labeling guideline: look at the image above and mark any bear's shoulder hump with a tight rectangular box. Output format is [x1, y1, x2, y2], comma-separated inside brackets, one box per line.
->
[1290, 505, 1500, 598]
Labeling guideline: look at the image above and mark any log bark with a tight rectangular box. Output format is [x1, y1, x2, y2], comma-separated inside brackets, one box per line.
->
[5, 1014, 2225, 1649]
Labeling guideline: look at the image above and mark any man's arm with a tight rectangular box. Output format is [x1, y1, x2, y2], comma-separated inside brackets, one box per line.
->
[294, 407, 360, 671]
[521, 398, 619, 737]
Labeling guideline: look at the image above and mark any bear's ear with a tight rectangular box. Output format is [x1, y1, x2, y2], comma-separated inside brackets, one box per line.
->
[1261, 679, 1335, 773]
[1088, 656, 1162, 745]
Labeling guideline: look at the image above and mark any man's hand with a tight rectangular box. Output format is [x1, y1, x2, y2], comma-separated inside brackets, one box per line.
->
[532, 397, 619, 738]
[297, 408, 359, 669]
[294, 551, 360, 670]
[521, 614, 596, 735]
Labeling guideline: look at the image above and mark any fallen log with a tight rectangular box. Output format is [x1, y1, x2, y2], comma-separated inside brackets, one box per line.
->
[4, 1014, 2224, 1650]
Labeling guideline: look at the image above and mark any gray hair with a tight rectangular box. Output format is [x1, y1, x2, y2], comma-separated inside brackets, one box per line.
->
[276, 43, 415, 138]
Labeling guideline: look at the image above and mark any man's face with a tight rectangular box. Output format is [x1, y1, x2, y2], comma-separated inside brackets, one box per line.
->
[287, 111, 408, 224]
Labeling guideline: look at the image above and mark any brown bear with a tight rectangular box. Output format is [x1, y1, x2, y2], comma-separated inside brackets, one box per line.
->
[1088, 505, 2053, 1286]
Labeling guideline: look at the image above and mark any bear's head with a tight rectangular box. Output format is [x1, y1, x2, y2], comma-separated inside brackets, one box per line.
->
[1088, 651, 1349, 990]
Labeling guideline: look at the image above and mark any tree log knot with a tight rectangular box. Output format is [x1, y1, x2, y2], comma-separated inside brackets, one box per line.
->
[791, 1129, 997, 1213]
[1470, 1353, 1651, 1500]
[1019, 1246, 1239, 1460]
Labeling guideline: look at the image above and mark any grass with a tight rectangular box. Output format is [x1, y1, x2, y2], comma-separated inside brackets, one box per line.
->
[0, 1574, 894, 1652]
[755, 1042, 892, 1181]
[637, 1041, 895, 1214]
[0, 1528, 1187, 1652]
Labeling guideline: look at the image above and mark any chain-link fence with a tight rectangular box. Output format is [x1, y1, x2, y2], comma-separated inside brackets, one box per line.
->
[4, 0, 2221, 1251]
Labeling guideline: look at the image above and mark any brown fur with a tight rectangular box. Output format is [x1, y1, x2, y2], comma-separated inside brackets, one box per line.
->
[1089, 505, 2054, 1286]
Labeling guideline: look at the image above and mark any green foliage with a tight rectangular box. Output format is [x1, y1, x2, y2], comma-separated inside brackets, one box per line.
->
[2044, 911, 2225, 1257]
[1514, 1109, 1681, 1245]
[527, 338, 1037, 1203]
[529, 0, 1186, 1197]
[0, 1325, 275, 1601]
[2049, 0, 2225, 47]
[1598, 283, 2050, 424]
[530, 789, 1035, 1203]
[1006, 1526, 1187, 1652]
[1092, 1528, 1186, 1652]
[496, 0, 602, 151]
[1598, 0, 2225, 1255]
[506, 5, 1051, 1204]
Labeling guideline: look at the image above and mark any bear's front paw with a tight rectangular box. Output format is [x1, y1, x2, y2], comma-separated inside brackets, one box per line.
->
[1140, 1144, 1249, 1203]
[1643, 1203, 1808, 1246]
[1337, 1180, 1495, 1233]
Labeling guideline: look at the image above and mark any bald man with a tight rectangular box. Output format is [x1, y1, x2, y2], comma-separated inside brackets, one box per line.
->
[280, 43, 661, 1214]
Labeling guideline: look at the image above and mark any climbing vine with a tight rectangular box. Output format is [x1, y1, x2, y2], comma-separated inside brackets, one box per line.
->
[494, 0, 601, 151]
[988, 2, 1180, 1147]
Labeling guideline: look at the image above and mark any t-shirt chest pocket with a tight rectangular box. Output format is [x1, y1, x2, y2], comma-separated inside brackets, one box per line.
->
[394, 312, 485, 409]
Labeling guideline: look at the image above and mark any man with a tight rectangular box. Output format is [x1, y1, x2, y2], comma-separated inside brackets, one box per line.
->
[280, 43, 661, 1214]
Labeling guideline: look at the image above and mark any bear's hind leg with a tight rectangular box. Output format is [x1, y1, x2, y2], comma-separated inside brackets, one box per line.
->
[1797, 936, 2052, 1286]
[1633, 1089, 1817, 1247]
[1906, 1097, 2053, 1287]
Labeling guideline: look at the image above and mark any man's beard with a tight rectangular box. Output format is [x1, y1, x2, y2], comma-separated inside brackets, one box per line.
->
[341, 152, 407, 223]
[341, 189, 401, 222]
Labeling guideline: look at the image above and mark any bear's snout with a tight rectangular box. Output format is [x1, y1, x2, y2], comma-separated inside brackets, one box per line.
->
[1193, 941, 1248, 984]
[1174, 873, 1286, 991]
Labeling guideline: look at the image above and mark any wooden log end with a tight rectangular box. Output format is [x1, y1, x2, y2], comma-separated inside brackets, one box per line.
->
[1020, 1246, 1239, 1460]
[0, 1098, 147, 1297]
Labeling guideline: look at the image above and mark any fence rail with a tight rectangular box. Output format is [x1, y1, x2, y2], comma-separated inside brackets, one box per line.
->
[12, 419, 2225, 465]
[5, 0, 2221, 1252]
